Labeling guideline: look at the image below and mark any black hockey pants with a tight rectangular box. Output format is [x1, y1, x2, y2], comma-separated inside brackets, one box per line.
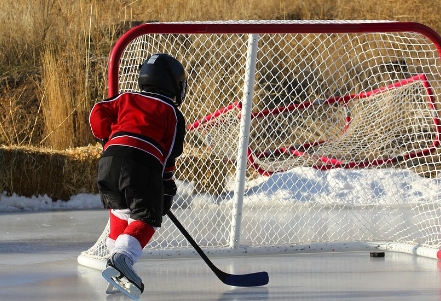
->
[97, 156, 164, 227]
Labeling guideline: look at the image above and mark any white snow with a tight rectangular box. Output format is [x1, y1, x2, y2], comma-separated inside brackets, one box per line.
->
[0, 166, 438, 212]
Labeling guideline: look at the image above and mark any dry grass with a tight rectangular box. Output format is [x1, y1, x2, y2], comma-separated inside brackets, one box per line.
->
[1, 0, 441, 198]
[1, 0, 441, 149]
[0, 144, 101, 200]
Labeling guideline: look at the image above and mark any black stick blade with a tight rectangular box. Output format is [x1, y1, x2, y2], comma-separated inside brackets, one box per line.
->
[220, 271, 269, 287]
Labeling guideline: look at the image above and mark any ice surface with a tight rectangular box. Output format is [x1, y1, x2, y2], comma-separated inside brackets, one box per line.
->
[1, 209, 440, 301]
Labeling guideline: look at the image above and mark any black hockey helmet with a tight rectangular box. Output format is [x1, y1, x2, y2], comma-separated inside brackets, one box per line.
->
[138, 53, 187, 106]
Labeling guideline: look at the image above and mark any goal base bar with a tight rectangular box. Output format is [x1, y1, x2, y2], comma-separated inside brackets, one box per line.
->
[77, 241, 441, 270]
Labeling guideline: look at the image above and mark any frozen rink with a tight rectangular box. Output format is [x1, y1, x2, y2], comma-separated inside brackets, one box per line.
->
[1, 209, 441, 301]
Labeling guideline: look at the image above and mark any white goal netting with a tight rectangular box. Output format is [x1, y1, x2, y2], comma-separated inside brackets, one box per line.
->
[79, 21, 441, 269]
[190, 74, 439, 173]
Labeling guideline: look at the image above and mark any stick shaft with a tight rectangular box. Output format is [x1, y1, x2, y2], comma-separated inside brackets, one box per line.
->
[166, 211, 269, 287]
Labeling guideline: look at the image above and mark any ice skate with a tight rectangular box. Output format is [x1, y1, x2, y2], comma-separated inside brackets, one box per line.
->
[102, 253, 144, 300]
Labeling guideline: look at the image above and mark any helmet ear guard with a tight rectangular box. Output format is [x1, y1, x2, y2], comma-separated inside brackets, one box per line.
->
[138, 53, 187, 106]
[178, 78, 187, 106]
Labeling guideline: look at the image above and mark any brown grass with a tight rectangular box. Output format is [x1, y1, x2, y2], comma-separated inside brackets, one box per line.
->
[1, 0, 441, 149]
[1, 0, 441, 198]
[0, 144, 101, 200]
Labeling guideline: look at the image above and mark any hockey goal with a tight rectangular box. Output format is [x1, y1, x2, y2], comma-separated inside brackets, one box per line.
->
[78, 21, 441, 270]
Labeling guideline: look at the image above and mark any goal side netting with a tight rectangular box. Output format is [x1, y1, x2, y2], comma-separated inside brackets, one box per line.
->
[189, 73, 440, 174]
[78, 21, 441, 270]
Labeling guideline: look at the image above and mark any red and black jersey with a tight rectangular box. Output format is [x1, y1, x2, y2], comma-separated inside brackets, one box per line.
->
[89, 91, 185, 174]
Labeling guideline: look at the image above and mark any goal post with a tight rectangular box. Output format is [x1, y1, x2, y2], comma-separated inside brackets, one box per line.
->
[78, 20, 441, 270]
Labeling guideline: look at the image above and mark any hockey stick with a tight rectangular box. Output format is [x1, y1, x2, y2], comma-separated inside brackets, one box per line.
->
[167, 211, 269, 287]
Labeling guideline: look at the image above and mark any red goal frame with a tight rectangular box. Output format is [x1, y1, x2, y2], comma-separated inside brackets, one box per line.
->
[107, 21, 441, 98]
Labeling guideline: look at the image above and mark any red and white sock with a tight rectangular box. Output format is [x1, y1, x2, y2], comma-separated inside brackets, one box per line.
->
[106, 209, 130, 253]
[111, 218, 156, 264]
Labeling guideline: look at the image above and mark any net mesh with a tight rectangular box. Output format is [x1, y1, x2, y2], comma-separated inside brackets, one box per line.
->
[80, 21, 441, 263]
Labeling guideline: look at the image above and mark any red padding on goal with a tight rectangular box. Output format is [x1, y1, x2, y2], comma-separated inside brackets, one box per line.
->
[437, 250, 441, 260]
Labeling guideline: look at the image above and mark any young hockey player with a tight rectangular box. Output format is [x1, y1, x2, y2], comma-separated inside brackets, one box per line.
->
[89, 53, 187, 300]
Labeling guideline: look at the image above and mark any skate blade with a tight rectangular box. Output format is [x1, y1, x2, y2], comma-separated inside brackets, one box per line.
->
[106, 282, 121, 294]
[102, 267, 141, 301]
